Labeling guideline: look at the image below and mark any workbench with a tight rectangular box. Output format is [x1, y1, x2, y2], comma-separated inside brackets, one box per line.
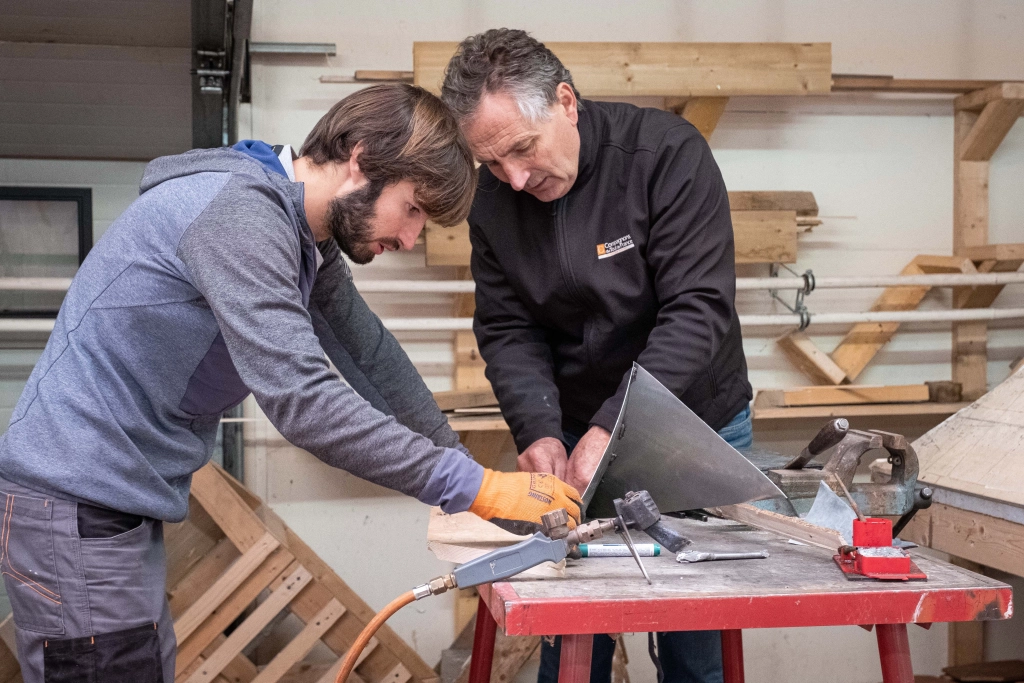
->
[466, 516, 1011, 683]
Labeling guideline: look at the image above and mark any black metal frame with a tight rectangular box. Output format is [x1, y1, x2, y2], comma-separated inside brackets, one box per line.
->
[0, 187, 93, 317]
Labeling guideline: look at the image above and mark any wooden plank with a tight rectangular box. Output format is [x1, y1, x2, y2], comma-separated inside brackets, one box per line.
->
[954, 259, 1022, 310]
[414, 42, 832, 98]
[433, 387, 497, 412]
[952, 321, 988, 401]
[165, 509, 224, 590]
[960, 99, 1024, 161]
[168, 536, 240, 618]
[174, 531, 280, 643]
[912, 254, 976, 273]
[175, 549, 297, 673]
[680, 97, 728, 140]
[752, 400, 969, 421]
[708, 503, 846, 549]
[727, 191, 817, 216]
[177, 635, 259, 683]
[353, 70, 413, 82]
[376, 663, 412, 683]
[191, 464, 269, 551]
[454, 330, 489, 390]
[448, 415, 509, 431]
[185, 565, 314, 683]
[452, 266, 475, 318]
[424, 221, 470, 267]
[776, 331, 847, 385]
[954, 82, 1024, 111]
[829, 260, 930, 381]
[960, 243, 1024, 262]
[733, 210, 798, 264]
[312, 640, 377, 683]
[831, 75, 1008, 94]
[251, 599, 347, 683]
[779, 384, 931, 407]
[912, 505, 1024, 579]
[952, 105, 991, 401]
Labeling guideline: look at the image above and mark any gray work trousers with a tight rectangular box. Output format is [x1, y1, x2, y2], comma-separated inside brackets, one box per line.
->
[0, 476, 175, 682]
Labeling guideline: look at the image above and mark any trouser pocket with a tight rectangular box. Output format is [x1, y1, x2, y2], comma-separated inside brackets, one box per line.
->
[43, 622, 163, 683]
[1, 493, 64, 634]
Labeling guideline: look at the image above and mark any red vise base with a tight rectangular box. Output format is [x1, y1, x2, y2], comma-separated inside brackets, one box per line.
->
[834, 549, 927, 581]
[853, 518, 893, 547]
[835, 517, 927, 581]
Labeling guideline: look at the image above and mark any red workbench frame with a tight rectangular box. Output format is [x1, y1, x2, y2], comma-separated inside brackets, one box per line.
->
[467, 568, 1011, 683]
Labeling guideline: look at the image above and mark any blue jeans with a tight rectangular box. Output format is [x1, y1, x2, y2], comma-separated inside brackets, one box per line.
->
[538, 405, 753, 683]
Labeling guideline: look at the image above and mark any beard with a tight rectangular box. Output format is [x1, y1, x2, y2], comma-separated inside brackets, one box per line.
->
[325, 179, 391, 264]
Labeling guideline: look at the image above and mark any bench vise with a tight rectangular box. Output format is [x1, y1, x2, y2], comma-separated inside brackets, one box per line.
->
[762, 420, 932, 529]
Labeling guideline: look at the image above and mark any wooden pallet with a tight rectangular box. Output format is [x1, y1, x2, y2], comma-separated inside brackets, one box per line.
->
[0, 464, 437, 683]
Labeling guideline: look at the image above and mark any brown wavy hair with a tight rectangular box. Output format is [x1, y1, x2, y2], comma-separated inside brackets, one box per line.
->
[300, 84, 476, 227]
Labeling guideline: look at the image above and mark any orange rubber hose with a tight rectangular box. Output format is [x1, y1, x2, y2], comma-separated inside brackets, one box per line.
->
[335, 590, 417, 683]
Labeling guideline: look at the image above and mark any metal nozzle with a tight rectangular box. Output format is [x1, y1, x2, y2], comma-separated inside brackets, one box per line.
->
[413, 573, 457, 600]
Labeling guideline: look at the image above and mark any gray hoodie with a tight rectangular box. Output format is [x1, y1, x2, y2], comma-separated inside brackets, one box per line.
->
[0, 146, 482, 521]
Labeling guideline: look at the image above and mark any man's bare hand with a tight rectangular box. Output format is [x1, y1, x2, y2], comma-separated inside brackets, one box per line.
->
[517, 437, 568, 480]
[566, 426, 612, 493]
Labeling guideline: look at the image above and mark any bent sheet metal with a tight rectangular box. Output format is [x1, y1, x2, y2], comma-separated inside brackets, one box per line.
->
[583, 363, 785, 518]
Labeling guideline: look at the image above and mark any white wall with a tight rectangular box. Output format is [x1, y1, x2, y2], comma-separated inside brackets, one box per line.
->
[237, 1, 1024, 679]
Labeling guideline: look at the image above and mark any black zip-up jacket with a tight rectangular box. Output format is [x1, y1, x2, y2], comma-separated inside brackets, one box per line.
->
[469, 100, 752, 452]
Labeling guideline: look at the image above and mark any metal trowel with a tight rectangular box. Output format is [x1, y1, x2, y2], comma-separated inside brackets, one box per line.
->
[582, 364, 786, 518]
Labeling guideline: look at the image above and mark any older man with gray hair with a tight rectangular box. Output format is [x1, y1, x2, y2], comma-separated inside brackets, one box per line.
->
[442, 29, 754, 683]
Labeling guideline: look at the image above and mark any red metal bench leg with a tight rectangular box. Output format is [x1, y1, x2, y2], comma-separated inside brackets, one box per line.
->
[876, 623, 914, 683]
[721, 629, 745, 683]
[468, 596, 497, 683]
[558, 634, 593, 683]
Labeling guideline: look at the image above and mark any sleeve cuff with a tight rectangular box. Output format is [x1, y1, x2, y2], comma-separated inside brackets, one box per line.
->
[512, 420, 565, 454]
[589, 401, 620, 434]
[417, 448, 485, 513]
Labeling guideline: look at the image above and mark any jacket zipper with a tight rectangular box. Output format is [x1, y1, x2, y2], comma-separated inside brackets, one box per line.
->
[553, 197, 594, 368]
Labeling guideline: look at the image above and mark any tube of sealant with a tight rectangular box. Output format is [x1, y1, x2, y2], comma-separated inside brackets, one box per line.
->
[579, 544, 661, 557]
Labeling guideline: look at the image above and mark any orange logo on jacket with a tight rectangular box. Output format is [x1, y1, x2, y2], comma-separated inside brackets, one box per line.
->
[597, 235, 635, 260]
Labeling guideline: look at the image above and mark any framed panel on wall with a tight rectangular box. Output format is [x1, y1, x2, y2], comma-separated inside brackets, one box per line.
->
[0, 187, 92, 318]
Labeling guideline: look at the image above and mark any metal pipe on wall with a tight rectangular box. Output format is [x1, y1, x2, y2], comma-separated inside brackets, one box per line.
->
[3, 307, 1024, 334]
[4, 273, 1024, 293]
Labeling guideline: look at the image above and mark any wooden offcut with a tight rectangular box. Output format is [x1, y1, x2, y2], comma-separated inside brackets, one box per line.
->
[424, 220, 471, 267]
[727, 191, 818, 216]
[414, 42, 832, 98]
[708, 503, 846, 549]
[432, 387, 497, 412]
[776, 331, 848, 385]
[777, 383, 932, 407]
[678, 97, 729, 140]
[732, 210, 798, 264]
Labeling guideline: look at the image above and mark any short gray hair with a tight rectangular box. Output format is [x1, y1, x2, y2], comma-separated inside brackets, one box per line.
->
[441, 29, 583, 123]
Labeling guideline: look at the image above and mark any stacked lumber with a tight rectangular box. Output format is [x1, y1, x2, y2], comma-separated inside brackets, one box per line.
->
[0, 464, 438, 683]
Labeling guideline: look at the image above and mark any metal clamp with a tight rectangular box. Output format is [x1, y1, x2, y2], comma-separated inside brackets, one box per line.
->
[769, 264, 815, 330]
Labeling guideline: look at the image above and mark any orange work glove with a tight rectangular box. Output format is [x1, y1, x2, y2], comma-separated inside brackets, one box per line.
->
[469, 469, 581, 536]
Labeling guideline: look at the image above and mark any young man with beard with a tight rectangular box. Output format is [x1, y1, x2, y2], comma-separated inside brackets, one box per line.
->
[0, 84, 580, 683]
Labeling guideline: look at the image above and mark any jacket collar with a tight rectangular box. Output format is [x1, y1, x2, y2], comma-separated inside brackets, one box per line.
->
[571, 100, 601, 192]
